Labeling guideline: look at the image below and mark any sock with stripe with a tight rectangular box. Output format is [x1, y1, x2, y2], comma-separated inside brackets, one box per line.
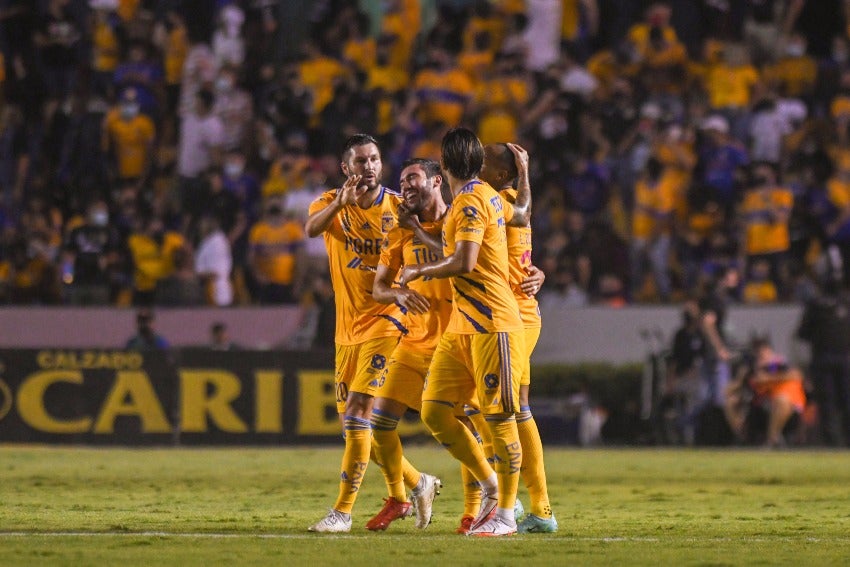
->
[370, 409, 408, 501]
[333, 416, 372, 514]
[517, 407, 552, 518]
[465, 406, 494, 466]
[486, 415, 522, 511]
[421, 401, 494, 483]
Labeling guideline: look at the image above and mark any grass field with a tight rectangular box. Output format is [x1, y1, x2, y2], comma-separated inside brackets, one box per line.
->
[2, 445, 850, 566]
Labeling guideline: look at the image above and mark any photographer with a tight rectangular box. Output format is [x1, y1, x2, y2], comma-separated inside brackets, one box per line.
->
[724, 337, 806, 447]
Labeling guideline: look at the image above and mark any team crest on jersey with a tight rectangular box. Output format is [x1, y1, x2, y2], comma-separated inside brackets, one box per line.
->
[381, 214, 394, 233]
[371, 354, 387, 370]
[483, 373, 499, 389]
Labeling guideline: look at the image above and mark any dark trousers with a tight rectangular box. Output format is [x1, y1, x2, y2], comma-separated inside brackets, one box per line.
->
[810, 354, 850, 446]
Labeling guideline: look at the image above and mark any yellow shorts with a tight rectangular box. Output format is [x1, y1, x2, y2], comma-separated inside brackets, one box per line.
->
[424, 331, 524, 415]
[334, 335, 400, 413]
[520, 327, 541, 387]
[375, 347, 433, 412]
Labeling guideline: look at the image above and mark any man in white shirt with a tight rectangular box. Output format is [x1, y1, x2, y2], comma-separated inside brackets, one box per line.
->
[195, 214, 233, 306]
[178, 89, 225, 221]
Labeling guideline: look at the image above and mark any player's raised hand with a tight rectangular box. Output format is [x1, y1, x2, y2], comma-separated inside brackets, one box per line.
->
[336, 174, 362, 206]
[399, 265, 421, 287]
[506, 143, 529, 174]
[396, 288, 430, 315]
[397, 203, 422, 231]
[520, 264, 545, 297]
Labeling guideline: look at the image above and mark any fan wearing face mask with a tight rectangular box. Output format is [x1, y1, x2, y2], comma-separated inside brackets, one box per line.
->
[103, 88, 156, 188]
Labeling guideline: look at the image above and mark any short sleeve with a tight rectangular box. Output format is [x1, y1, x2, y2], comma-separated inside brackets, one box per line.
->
[307, 190, 344, 239]
[499, 191, 516, 225]
[452, 191, 488, 244]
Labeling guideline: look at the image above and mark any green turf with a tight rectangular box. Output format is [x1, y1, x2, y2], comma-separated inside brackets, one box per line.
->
[1, 446, 850, 566]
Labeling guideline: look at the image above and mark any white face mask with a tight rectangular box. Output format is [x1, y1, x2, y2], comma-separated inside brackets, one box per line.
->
[90, 211, 109, 226]
[216, 77, 234, 92]
[786, 44, 805, 57]
[121, 103, 140, 119]
[224, 163, 243, 178]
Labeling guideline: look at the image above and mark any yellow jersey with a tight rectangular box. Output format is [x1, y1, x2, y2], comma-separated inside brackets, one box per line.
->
[633, 173, 677, 239]
[381, 219, 453, 354]
[501, 188, 540, 328]
[127, 231, 185, 291]
[705, 64, 759, 109]
[308, 186, 406, 345]
[740, 187, 793, 255]
[249, 220, 305, 285]
[443, 180, 522, 334]
[164, 26, 188, 86]
[105, 110, 156, 179]
[413, 67, 475, 126]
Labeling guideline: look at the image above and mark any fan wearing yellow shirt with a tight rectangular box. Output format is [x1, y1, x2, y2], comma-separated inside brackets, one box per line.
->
[399, 128, 526, 537]
[410, 47, 475, 127]
[478, 143, 557, 534]
[738, 162, 793, 296]
[631, 157, 677, 302]
[305, 134, 431, 533]
[103, 89, 156, 185]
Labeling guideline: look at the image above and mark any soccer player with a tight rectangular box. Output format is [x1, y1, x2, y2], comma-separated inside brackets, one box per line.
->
[304, 134, 434, 533]
[479, 143, 558, 533]
[399, 127, 526, 537]
[367, 158, 449, 531]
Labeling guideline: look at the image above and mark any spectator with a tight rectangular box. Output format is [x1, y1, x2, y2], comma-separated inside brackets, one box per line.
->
[209, 321, 239, 350]
[8, 232, 61, 304]
[153, 7, 188, 119]
[127, 213, 186, 305]
[102, 88, 156, 188]
[33, 0, 81, 121]
[630, 157, 676, 302]
[194, 213, 233, 306]
[125, 308, 170, 350]
[154, 244, 204, 306]
[113, 40, 165, 122]
[177, 89, 225, 223]
[62, 199, 121, 305]
[212, 3, 246, 68]
[408, 46, 474, 128]
[695, 114, 749, 214]
[212, 65, 253, 152]
[738, 161, 793, 296]
[248, 201, 304, 304]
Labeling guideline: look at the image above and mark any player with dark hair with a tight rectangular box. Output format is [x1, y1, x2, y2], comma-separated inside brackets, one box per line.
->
[367, 158, 448, 531]
[399, 127, 527, 537]
[305, 134, 434, 533]
[479, 143, 557, 533]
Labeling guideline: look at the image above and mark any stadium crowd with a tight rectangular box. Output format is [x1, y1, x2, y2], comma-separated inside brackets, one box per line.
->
[2, 0, 850, 308]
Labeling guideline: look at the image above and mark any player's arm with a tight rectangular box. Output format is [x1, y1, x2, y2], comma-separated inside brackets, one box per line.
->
[304, 175, 361, 237]
[506, 142, 531, 228]
[400, 240, 479, 285]
[373, 263, 430, 314]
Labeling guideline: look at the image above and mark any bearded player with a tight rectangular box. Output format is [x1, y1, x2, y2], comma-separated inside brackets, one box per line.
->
[399, 127, 527, 537]
[305, 134, 437, 533]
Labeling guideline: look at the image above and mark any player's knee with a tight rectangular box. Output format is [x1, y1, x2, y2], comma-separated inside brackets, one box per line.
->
[345, 392, 373, 419]
[421, 401, 454, 436]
